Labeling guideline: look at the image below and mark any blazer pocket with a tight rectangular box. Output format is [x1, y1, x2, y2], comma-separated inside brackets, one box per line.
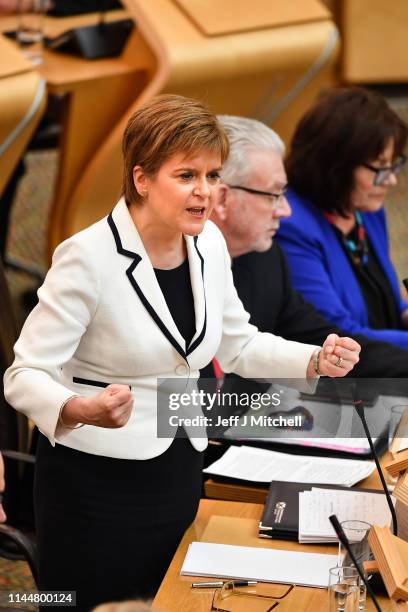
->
[72, 377, 131, 390]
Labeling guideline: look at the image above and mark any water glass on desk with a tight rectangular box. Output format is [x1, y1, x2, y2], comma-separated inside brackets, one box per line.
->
[338, 520, 371, 610]
[17, 0, 46, 65]
[328, 566, 360, 612]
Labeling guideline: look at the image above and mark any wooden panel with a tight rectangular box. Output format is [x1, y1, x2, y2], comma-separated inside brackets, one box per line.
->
[0, 34, 34, 77]
[174, 0, 330, 36]
[48, 68, 148, 253]
[342, 0, 408, 83]
[205, 479, 268, 504]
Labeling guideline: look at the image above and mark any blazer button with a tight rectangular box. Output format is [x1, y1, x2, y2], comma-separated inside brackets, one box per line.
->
[175, 364, 188, 376]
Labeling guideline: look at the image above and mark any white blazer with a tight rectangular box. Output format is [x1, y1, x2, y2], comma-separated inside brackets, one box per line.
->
[4, 198, 318, 459]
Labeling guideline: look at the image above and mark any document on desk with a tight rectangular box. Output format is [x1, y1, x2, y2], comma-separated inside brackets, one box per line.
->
[181, 541, 336, 588]
[203, 445, 375, 486]
[392, 437, 408, 453]
[298, 488, 394, 543]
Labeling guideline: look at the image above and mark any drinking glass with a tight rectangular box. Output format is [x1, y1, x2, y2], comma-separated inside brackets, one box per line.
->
[338, 520, 371, 610]
[328, 566, 360, 612]
[17, 0, 46, 65]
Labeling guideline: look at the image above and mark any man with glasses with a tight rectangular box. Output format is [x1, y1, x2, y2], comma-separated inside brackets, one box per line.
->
[206, 115, 408, 384]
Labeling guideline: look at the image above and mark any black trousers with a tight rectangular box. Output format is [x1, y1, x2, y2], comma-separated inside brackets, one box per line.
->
[34, 434, 203, 611]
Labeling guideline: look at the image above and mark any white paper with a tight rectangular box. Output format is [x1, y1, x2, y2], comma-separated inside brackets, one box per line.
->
[299, 488, 394, 543]
[203, 445, 375, 486]
[181, 541, 336, 588]
[394, 437, 408, 453]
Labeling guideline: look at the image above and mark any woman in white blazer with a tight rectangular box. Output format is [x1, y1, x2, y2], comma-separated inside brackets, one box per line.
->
[4, 95, 360, 610]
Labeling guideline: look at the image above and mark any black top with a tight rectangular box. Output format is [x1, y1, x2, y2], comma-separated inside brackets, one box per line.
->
[334, 227, 400, 330]
[154, 259, 196, 347]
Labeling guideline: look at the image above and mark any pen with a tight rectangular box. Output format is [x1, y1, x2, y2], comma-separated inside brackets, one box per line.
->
[192, 580, 258, 588]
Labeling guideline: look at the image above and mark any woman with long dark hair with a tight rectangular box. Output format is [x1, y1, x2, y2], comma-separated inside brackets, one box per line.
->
[278, 87, 408, 349]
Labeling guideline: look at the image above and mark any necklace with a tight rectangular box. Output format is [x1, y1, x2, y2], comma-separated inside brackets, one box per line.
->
[325, 211, 368, 266]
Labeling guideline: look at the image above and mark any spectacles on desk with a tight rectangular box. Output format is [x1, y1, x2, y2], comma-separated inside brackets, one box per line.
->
[227, 184, 288, 208]
[362, 155, 407, 186]
[211, 581, 294, 611]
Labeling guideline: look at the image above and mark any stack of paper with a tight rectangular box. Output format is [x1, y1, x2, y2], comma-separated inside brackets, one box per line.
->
[181, 541, 336, 588]
[203, 445, 375, 486]
[298, 488, 394, 543]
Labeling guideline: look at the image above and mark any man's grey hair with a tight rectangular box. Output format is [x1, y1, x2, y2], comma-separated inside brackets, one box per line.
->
[217, 115, 285, 185]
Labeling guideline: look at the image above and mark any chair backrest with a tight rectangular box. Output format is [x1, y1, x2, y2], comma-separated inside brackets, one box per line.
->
[0, 523, 38, 587]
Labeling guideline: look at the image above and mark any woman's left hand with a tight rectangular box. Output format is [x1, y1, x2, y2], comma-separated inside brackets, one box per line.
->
[317, 333, 361, 377]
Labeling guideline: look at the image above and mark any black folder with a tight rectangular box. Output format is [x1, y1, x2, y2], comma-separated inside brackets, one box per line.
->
[259, 480, 384, 541]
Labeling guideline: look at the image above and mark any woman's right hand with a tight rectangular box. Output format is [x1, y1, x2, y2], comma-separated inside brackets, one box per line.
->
[61, 385, 133, 429]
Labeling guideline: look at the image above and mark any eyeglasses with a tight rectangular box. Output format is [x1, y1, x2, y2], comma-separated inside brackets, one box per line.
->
[227, 184, 288, 207]
[362, 155, 407, 186]
[211, 581, 294, 611]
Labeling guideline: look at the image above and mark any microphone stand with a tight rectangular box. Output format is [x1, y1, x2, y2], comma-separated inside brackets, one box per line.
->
[329, 514, 382, 612]
[351, 383, 398, 536]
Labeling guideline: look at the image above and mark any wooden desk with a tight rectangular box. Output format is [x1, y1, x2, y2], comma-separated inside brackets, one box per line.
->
[153, 499, 393, 611]
[0, 11, 154, 258]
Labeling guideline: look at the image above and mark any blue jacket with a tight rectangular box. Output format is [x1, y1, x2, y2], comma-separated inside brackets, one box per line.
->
[277, 189, 408, 350]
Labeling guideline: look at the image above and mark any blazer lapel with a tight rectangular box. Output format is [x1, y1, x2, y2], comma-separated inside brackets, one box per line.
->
[185, 235, 207, 355]
[108, 199, 187, 359]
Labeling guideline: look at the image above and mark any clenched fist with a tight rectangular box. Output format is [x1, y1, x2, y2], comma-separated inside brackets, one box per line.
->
[60, 385, 133, 429]
[307, 334, 361, 379]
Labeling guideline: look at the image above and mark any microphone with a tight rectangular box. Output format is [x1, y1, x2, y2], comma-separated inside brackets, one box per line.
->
[403, 278, 408, 294]
[329, 514, 382, 612]
[350, 383, 398, 536]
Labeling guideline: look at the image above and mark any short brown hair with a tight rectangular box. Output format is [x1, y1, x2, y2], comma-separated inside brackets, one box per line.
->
[121, 94, 229, 205]
[286, 87, 408, 216]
